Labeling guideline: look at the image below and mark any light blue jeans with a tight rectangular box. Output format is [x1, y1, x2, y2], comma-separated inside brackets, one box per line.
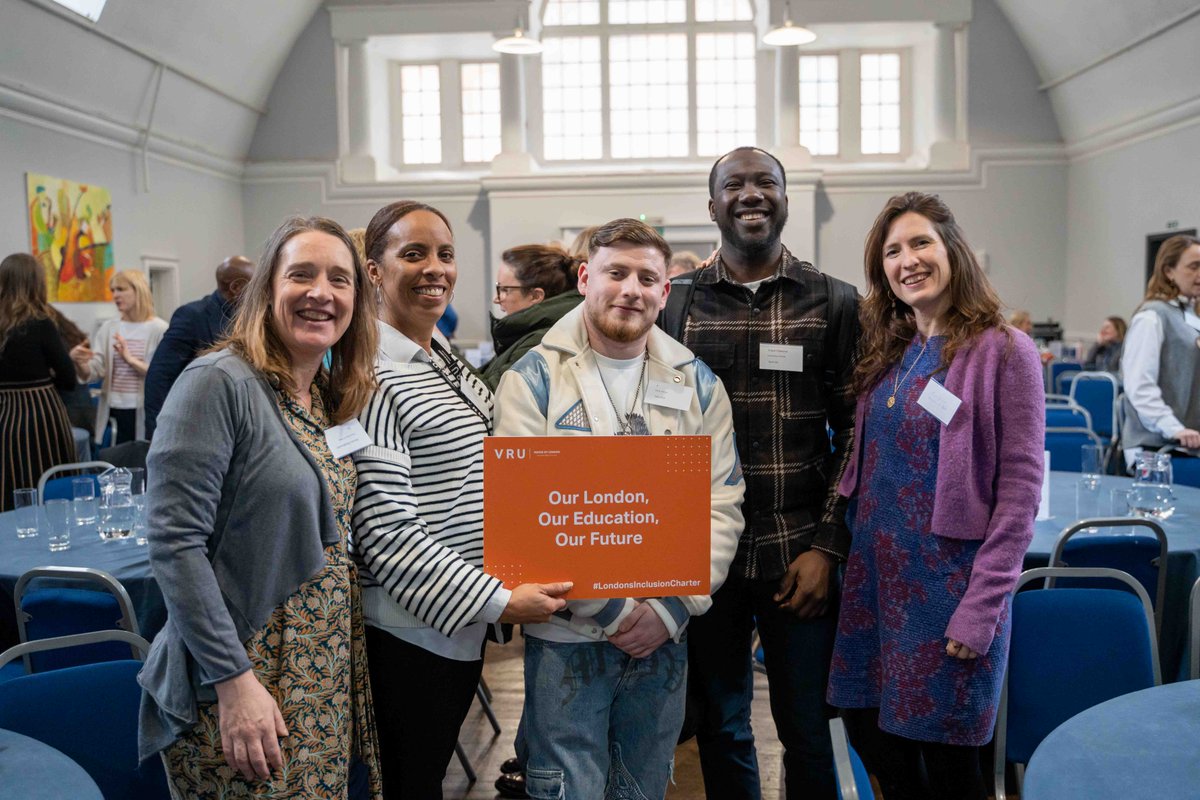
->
[523, 635, 687, 800]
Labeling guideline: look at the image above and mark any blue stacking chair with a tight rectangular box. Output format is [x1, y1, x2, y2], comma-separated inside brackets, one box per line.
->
[1069, 372, 1119, 444]
[36, 460, 113, 502]
[830, 717, 874, 800]
[1047, 361, 1081, 395]
[0, 631, 168, 800]
[13, 566, 141, 675]
[1048, 518, 1167, 635]
[1045, 428, 1104, 471]
[1158, 446, 1200, 488]
[993, 567, 1160, 800]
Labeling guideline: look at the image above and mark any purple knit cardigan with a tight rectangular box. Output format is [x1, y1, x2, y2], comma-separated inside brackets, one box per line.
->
[839, 326, 1045, 655]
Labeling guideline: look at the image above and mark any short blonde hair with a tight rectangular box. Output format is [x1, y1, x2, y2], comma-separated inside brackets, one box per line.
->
[111, 269, 155, 322]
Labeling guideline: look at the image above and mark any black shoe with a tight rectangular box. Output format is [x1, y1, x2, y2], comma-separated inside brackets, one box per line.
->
[500, 757, 523, 775]
[494, 770, 529, 799]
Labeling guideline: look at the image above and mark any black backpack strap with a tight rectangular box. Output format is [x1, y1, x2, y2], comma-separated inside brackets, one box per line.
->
[660, 268, 702, 343]
[822, 272, 858, 393]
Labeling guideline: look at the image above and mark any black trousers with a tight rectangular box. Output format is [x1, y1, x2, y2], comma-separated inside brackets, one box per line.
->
[842, 708, 986, 800]
[365, 626, 484, 800]
[110, 407, 136, 444]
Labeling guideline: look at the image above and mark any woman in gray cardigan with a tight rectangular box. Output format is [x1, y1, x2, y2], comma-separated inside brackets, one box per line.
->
[139, 217, 383, 798]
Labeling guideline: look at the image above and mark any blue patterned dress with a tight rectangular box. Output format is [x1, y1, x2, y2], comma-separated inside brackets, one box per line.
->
[827, 336, 1009, 746]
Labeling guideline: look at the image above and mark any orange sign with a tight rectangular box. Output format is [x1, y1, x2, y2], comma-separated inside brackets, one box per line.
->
[484, 435, 711, 599]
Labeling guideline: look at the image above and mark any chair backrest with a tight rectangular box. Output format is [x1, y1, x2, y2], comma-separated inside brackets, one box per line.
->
[1044, 427, 1104, 471]
[0, 635, 167, 800]
[829, 717, 874, 800]
[1158, 447, 1200, 489]
[1069, 371, 1119, 441]
[1191, 576, 1200, 681]
[1045, 404, 1093, 430]
[1048, 518, 1168, 634]
[36, 460, 114, 503]
[994, 567, 1159, 800]
[14, 566, 140, 674]
[1049, 361, 1081, 394]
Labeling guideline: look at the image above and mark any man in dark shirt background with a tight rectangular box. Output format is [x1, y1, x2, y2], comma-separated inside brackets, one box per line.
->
[143, 255, 253, 438]
[662, 146, 859, 800]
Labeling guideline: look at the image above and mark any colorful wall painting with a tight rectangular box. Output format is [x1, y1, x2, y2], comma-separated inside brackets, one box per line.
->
[26, 172, 115, 302]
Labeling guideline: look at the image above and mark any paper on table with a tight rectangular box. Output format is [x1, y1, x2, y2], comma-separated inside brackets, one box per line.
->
[1036, 450, 1051, 520]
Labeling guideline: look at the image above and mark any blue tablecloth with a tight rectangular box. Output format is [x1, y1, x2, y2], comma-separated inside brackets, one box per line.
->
[0, 508, 165, 649]
[0, 727, 103, 800]
[1022, 680, 1200, 799]
[1027, 472, 1200, 681]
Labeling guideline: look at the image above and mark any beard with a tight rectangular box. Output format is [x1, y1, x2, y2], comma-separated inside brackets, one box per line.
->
[585, 302, 652, 345]
[719, 206, 789, 261]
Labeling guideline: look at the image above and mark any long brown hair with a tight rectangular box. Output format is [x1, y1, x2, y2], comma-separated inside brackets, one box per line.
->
[853, 192, 1006, 394]
[220, 216, 378, 424]
[1140, 234, 1200, 312]
[0, 252, 55, 355]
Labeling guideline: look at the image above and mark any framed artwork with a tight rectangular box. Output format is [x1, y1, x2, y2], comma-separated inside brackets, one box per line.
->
[27, 172, 114, 302]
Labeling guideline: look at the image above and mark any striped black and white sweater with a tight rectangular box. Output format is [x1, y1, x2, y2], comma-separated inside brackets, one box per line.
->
[351, 324, 504, 637]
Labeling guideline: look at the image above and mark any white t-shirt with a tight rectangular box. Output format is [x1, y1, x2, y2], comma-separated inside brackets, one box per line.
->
[109, 319, 155, 409]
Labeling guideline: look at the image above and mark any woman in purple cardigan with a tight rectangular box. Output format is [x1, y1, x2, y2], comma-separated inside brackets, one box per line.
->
[827, 192, 1044, 800]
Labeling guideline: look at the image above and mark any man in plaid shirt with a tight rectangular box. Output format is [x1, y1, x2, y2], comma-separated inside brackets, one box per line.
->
[661, 146, 858, 800]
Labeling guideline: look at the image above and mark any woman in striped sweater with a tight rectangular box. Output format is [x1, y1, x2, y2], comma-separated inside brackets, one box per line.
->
[352, 200, 571, 800]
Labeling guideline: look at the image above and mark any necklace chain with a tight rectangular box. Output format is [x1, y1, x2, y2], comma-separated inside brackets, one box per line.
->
[596, 348, 649, 435]
[887, 338, 929, 409]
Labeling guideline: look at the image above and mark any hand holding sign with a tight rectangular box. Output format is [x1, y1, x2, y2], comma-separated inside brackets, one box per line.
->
[499, 581, 574, 624]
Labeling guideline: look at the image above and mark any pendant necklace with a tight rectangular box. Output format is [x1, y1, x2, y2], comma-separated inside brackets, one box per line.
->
[887, 337, 929, 409]
[597, 348, 651, 435]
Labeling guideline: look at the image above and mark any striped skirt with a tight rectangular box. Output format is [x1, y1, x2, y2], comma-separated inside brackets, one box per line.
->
[0, 379, 75, 511]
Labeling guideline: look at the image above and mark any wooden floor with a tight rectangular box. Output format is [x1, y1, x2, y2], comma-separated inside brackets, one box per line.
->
[445, 638, 787, 800]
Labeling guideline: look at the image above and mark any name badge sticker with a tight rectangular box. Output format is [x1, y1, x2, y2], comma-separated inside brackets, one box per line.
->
[916, 379, 962, 426]
[646, 380, 694, 411]
[759, 343, 805, 372]
[325, 419, 373, 459]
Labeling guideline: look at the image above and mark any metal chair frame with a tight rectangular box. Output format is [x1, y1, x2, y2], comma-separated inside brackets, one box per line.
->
[35, 460, 114, 503]
[994, 567, 1160, 800]
[1048, 517, 1168, 635]
[0, 629, 150, 670]
[14, 566, 141, 673]
[829, 716, 871, 800]
[1044, 426, 1105, 471]
[1069, 371, 1120, 443]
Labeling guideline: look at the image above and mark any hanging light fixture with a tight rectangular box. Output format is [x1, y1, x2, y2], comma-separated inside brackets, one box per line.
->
[493, 12, 544, 55]
[763, 1, 817, 47]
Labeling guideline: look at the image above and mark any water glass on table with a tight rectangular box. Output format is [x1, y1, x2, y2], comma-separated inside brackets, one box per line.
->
[13, 489, 38, 539]
[72, 477, 97, 525]
[129, 467, 147, 546]
[44, 498, 71, 552]
[1076, 444, 1105, 523]
[1129, 451, 1176, 520]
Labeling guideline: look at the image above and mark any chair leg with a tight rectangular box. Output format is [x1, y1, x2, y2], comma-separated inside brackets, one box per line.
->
[454, 741, 477, 784]
[476, 682, 501, 735]
[479, 676, 493, 703]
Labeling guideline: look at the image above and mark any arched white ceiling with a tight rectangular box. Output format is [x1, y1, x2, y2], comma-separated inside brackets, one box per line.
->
[2, 0, 1197, 163]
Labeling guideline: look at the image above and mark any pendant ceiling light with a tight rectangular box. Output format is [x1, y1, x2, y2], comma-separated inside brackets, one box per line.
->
[763, 1, 817, 47]
[493, 13, 544, 55]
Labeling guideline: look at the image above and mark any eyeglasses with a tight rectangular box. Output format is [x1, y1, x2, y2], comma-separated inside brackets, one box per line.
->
[494, 284, 528, 298]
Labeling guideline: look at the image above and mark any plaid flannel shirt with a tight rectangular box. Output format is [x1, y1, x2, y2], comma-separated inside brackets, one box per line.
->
[677, 248, 857, 581]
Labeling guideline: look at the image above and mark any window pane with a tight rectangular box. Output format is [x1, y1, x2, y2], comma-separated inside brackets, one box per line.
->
[860, 52, 902, 155]
[608, 33, 689, 157]
[694, 32, 757, 156]
[399, 64, 442, 165]
[610, 0, 686, 24]
[695, 0, 753, 21]
[543, 37, 604, 160]
[542, 0, 600, 26]
[461, 62, 501, 163]
[798, 54, 838, 156]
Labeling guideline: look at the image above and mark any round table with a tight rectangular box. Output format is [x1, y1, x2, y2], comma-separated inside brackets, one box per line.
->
[0, 728, 103, 799]
[1022, 680, 1200, 798]
[1027, 473, 1200, 680]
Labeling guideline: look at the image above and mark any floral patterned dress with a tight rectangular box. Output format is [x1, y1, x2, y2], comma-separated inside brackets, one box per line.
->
[163, 386, 383, 798]
[826, 336, 1009, 746]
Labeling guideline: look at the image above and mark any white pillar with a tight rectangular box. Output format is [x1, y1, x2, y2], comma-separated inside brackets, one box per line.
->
[771, 44, 811, 170]
[338, 38, 377, 182]
[492, 52, 536, 174]
[928, 22, 969, 170]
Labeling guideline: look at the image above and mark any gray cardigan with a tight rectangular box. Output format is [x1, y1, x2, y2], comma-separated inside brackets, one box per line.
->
[137, 350, 340, 761]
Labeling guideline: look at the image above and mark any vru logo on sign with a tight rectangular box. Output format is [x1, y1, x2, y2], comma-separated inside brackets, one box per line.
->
[492, 448, 527, 460]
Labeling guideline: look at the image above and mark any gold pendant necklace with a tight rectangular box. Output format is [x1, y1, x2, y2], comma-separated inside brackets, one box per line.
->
[887, 338, 929, 409]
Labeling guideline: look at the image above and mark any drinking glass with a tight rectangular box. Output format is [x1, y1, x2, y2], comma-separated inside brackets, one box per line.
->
[13, 489, 38, 538]
[1109, 487, 1132, 516]
[98, 469, 135, 541]
[129, 467, 147, 546]
[72, 477, 97, 525]
[1075, 477, 1103, 521]
[1080, 444, 1104, 483]
[45, 498, 71, 552]
[1129, 451, 1175, 519]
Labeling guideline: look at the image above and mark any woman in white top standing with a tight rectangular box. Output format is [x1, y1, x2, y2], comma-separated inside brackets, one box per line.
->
[70, 269, 168, 444]
[352, 199, 571, 799]
[1121, 234, 1200, 465]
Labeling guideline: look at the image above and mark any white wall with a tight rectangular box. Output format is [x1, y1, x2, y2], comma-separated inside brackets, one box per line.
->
[1064, 123, 1200, 341]
[0, 113, 245, 335]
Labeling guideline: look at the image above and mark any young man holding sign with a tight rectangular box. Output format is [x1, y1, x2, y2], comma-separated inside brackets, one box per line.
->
[493, 218, 745, 800]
